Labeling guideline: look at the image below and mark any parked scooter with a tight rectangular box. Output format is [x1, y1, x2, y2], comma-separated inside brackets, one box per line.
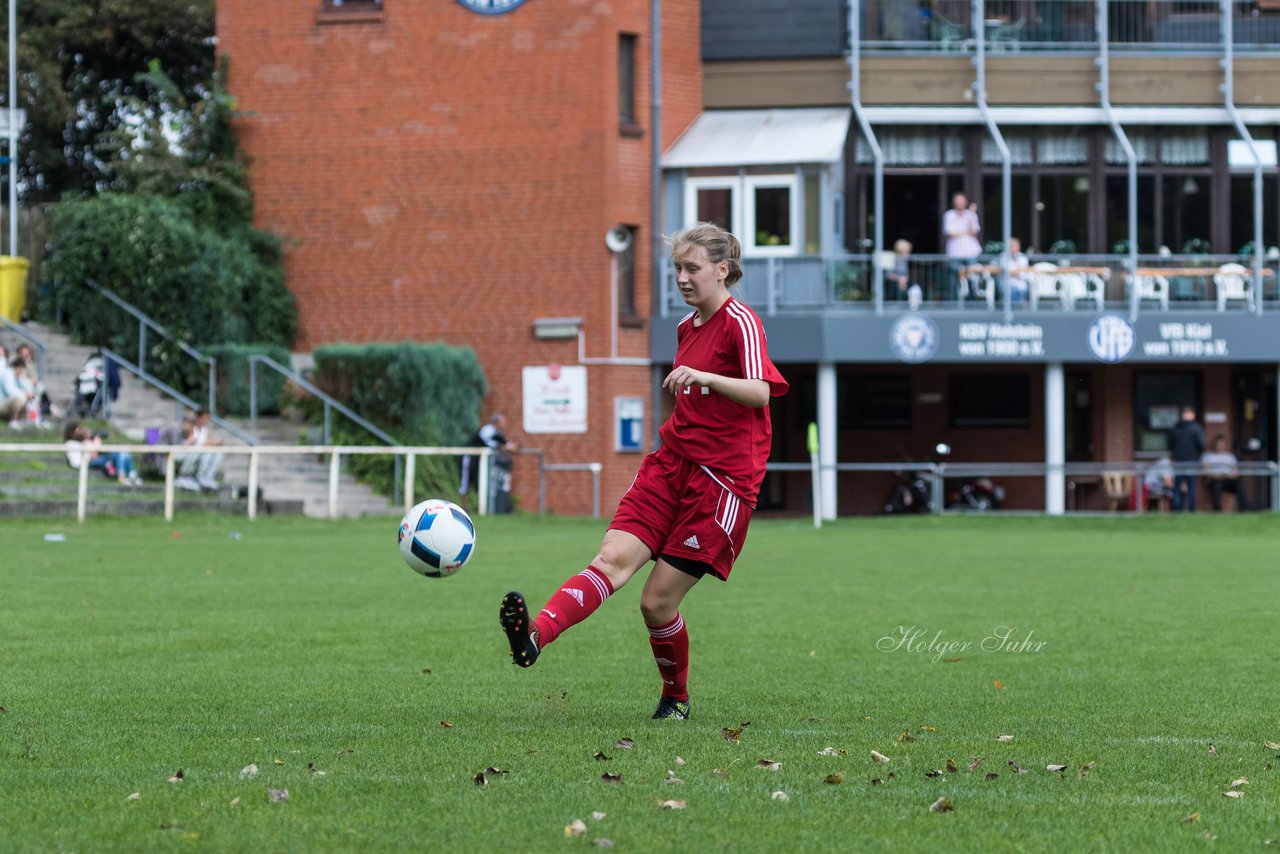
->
[935, 443, 1006, 510]
[883, 467, 935, 514]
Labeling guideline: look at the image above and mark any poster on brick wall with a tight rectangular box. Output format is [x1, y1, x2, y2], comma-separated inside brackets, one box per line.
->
[522, 364, 588, 433]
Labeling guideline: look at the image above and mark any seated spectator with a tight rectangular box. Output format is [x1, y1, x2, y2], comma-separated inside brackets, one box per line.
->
[1, 354, 36, 426]
[1002, 237, 1031, 304]
[63, 421, 142, 486]
[886, 239, 915, 302]
[1142, 454, 1175, 508]
[1202, 434, 1251, 512]
[160, 415, 203, 491]
[190, 407, 225, 490]
[15, 343, 56, 420]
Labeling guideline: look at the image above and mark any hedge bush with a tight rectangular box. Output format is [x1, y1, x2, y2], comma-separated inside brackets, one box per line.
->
[311, 343, 489, 498]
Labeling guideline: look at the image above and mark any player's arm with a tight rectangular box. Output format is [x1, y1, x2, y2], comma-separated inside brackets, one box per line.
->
[662, 366, 770, 408]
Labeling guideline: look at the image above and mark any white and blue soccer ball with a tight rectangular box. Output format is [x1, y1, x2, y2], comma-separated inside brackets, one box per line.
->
[398, 499, 476, 578]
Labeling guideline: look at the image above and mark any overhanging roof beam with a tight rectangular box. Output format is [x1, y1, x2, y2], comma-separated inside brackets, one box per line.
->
[849, 0, 884, 314]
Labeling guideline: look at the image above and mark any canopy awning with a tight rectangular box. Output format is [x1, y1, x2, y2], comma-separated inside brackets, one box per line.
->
[662, 107, 852, 169]
[858, 106, 1280, 126]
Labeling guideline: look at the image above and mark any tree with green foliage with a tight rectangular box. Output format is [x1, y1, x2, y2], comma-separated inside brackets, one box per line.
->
[5, 0, 216, 201]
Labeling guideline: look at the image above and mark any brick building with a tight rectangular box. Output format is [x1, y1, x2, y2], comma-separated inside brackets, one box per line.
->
[216, 0, 701, 515]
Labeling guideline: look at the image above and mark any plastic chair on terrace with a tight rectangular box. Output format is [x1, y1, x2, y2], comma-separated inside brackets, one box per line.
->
[1129, 271, 1170, 311]
[963, 265, 997, 310]
[931, 15, 969, 50]
[1059, 270, 1106, 312]
[1027, 262, 1063, 310]
[989, 18, 1025, 52]
[1213, 262, 1253, 312]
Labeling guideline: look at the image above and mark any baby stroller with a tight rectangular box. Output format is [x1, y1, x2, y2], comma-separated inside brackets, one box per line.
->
[71, 351, 120, 418]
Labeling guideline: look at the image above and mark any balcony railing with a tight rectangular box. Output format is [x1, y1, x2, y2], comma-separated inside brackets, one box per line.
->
[860, 0, 1280, 53]
[659, 253, 1280, 317]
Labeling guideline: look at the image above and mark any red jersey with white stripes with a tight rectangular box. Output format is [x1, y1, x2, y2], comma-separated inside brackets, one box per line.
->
[658, 297, 788, 505]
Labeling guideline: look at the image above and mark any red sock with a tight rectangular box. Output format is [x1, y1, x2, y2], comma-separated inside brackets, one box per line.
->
[532, 566, 614, 647]
[647, 613, 689, 702]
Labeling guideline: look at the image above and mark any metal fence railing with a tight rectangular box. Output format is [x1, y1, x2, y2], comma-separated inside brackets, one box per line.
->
[859, 0, 1280, 53]
[661, 253, 1280, 317]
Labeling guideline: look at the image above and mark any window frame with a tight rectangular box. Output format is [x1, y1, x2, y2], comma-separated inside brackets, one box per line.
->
[743, 174, 801, 257]
[618, 33, 640, 134]
[948, 372, 1031, 429]
[684, 176, 741, 236]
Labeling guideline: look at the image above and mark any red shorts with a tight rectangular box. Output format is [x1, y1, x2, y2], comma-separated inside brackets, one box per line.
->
[609, 445, 754, 581]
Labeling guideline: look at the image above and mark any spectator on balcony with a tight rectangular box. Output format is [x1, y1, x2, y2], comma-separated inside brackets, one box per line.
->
[1167, 406, 1205, 512]
[1002, 237, 1031, 304]
[943, 193, 982, 299]
[1202, 434, 1252, 512]
[885, 239, 918, 303]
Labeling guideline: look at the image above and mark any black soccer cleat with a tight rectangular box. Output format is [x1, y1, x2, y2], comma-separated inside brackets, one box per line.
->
[500, 591, 540, 668]
[651, 697, 691, 721]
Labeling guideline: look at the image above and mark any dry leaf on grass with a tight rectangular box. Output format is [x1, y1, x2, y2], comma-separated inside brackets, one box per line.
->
[985, 772, 999, 781]
[871, 778, 883, 785]
[614, 737, 635, 750]
[273, 758, 284, 766]
[268, 788, 289, 803]
[969, 756, 984, 771]
[167, 770, 184, 784]
[564, 819, 588, 837]
[770, 791, 789, 802]
[919, 725, 937, 732]
[440, 721, 454, 729]
[1180, 812, 1201, 824]
[473, 773, 488, 786]
[756, 759, 782, 771]
[929, 797, 954, 813]
[1264, 741, 1280, 751]
[675, 756, 686, 766]
[1208, 743, 1218, 756]
[595, 840, 614, 848]
[924, 769, 944, 778]
[126, 792, 140, 802]
[591, 811, 607, 821]
[1078, 762, 1095, 779]
[996, 735, 1014, 743]
[420, 668, 432, 674]
[823, 773, 844, 785]
[943, 657, 963, 663]
[898, 731, 917, 743]
[1008, 761, 1028, 775]
[721, 726, 747, 745]
[1222, 790, 1245, 799]
[945, 759, 958, 774]
[1046, 764, 1068, 773]
[870, 750, 891, 763]
[228, 796, 240, 807]
[1231, 776, 1249, 788]
[594, 751, 611, 762]
[601, 772, 623, 784]
[308, 763, 327, 777]
[660, 799, 687, 810]
[817, 747, 846, 757]
[664, 770, 685, 785]
[484, 767, 509, 778]
[339, 748, 355, 756]
[994, 681, 1006, 690]
[240, 764, 258, 779]
[712, 768, 728, 779]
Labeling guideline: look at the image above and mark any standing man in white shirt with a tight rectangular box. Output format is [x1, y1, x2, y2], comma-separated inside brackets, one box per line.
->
[943, 193, 982, 301]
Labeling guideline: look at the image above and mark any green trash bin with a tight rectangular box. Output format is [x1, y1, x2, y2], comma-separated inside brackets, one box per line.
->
[0, 256, 30, 322]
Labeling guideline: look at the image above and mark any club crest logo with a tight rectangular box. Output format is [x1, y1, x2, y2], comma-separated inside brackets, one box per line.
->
[890, 315, 939, 363]
[1088, 314, 1136, 363]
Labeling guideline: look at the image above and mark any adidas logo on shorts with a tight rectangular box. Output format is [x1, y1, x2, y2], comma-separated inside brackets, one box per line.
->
[561, 587, 585, 607]
[682, 535, 700, 550]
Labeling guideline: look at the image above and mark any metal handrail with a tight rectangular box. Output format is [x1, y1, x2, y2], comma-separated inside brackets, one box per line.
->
[246, 354, 399, 446]
[84, 279, 217, 413]
[0, 316, 47, 388]
[99, 348, 256, 446]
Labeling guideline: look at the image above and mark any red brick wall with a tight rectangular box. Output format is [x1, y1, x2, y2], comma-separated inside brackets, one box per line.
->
[217, 1, 703, 516]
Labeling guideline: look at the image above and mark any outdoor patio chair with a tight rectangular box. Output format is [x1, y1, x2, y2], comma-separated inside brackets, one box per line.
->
[1058, 270, 1106, 311]
[1027, 262, 1063, 310]
[1101, 471, 1133, 512]
[989, 18, 1024, 52]
[1213, 262, 1253, 312]
[1129, 271, 1170, 311]
[963, 265, 997, 310]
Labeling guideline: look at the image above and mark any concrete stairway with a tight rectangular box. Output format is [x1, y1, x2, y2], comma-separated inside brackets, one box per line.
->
[8, 321, 398, 518]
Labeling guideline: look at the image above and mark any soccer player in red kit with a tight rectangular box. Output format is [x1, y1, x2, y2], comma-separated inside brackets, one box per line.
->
[499, 222, 788, 720]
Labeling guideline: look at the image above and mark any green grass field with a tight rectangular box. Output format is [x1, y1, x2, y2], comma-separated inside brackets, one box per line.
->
[2, 512, 1278, 852]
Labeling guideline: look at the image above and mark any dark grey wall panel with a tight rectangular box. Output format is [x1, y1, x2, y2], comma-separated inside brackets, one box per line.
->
[702, 0, 847, 60]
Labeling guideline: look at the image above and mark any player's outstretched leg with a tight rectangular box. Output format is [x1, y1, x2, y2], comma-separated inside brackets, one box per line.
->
[500, 591, 540, 667]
